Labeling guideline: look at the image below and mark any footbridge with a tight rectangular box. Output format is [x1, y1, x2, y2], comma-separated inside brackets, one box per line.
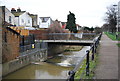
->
[36, 33, 101, 46]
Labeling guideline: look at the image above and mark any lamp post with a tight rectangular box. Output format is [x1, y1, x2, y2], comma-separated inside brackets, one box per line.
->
[113, 4, 118, 39]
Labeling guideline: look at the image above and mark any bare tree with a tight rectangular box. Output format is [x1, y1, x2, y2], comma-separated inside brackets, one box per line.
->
[102, 23, 109, 32]
[104, 5, 117, 33]
[47, 20, 70, 40]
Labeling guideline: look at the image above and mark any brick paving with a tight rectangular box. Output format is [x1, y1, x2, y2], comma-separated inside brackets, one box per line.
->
[95, 33, 118, 79]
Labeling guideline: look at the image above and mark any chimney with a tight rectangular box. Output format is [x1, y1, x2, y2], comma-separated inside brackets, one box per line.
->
[11, 8, 16, 12]
[17, 7, 21, 12]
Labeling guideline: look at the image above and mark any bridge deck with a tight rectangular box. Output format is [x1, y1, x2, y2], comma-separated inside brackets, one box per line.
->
[37, 40, 94, 46]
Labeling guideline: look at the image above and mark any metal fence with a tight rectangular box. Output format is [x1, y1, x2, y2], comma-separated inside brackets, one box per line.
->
[66, 33, 102, 81]
[47, 33, 97, 40]
[20, 34, 35, 46]
[34, 33, 97, 40]
[19, 42, 47, 53]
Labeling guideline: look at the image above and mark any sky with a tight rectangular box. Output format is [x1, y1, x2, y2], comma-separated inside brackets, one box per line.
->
[0, 0, 119, 27]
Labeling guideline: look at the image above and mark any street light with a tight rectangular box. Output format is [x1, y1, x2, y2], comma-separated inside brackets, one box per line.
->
[113, 4, 119, 39]
[113, 4, 118, 32]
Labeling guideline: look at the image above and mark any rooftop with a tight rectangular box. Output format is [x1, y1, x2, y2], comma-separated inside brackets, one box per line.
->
[12, 11, 25, 17]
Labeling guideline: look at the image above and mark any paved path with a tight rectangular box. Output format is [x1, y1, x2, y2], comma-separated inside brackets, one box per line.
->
[95, 33, 118, 79]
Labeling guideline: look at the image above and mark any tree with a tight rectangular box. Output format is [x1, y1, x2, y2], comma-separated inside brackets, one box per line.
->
[104, 5, 117, 33]
[90, 27, 94, 32]
[83, 26, 94, 32]
[47, 20, 70, 40]
[102, 23, 109, 32]
[47, 20, 64, 33]
[66, 11, 77, 33]
[94, 27, 102, 34]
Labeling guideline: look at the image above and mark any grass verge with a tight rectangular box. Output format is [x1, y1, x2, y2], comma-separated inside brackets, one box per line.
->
[117, 43, 120, 47]
[74, 51, 99, 80]
[104, 32, 120, 41]
[104, 32, 117, 40]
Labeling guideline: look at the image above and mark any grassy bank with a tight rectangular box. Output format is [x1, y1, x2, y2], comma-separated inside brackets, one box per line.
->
[117, 43, 120, 47]
[104, 32, 120, 41]
[104, 32, 117, 40]
[75, 54, 98, 79]
[104, 32, 120, 47]
[74, 46, 100, 80]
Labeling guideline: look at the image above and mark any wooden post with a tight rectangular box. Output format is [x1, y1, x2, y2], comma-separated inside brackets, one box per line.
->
[86, 50, 89, 76]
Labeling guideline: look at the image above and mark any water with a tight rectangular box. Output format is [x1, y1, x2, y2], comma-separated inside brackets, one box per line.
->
[47, 46, 90, 67]
[4, 46, 90, 79]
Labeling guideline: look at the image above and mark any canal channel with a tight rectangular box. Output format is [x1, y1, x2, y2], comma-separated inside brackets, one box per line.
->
[4, 46, 90, 79]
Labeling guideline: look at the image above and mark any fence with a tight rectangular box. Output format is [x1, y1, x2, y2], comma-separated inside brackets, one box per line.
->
[20, 34, 35, 46]
[66, 33, 102, 81]
[19, 42, 48, 53]
[34, 33, 97, 40]
[47, 33, 97, 40]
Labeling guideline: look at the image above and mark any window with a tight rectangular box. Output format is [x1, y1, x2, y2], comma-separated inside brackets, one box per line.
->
[22, 19, 24, 23]
[9, 16, 12, 23]
[28, 20, 30, 23]
[42, 18, 45, 22]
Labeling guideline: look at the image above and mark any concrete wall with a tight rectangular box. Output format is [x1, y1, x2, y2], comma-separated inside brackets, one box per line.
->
[2, 48, 47, 76]
[48, 44, 66, 57]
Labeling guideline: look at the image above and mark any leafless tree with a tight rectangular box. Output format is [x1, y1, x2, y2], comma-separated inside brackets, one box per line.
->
[104, 5, 117, 33]
[47, 21, 70, 40]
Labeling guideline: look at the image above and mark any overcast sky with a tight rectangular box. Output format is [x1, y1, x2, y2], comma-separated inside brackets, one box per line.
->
[0, 0, 119, 27]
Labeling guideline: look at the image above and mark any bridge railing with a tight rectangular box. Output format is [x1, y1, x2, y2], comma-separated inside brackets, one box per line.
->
[34, 33, 98, 40]
[66, 33, 102, 81]
[19, 42, 47, 53]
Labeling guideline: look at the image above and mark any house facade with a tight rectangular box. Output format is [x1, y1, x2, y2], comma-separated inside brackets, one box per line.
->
[76, 24, 82, 30]
[0, 6, 15, 26]
[61, 22, 66, 29]
[29, 14, 38, 27]
[39, 17, 53, 28]
[12, 8, 32, 27]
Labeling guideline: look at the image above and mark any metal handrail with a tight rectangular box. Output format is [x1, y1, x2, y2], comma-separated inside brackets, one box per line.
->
[66, 33, 102, 81]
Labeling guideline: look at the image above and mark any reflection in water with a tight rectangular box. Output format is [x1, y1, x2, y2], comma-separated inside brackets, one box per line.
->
[4, 62, 73, 79]
[4, 46, 90, 79]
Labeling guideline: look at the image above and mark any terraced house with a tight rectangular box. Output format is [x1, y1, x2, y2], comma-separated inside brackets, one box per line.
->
[39, 17, 53, 29]
[11, 8, 32, 27]
[0, 6, 15, 26]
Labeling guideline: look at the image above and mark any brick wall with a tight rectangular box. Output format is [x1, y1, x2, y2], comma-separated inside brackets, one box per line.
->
[2, 27, 20, 63]
[29, 30, 48, 40]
